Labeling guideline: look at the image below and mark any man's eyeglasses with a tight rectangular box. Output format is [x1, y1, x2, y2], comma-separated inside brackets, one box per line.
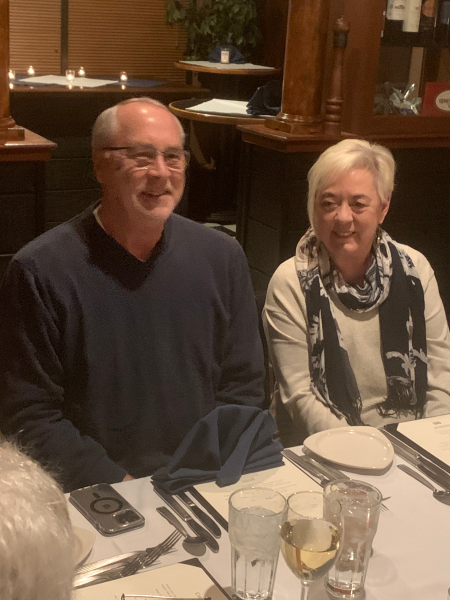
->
[101, 145, 190, 171]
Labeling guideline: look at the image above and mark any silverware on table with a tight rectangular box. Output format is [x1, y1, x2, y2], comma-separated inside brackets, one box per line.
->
[283, 449, 389, 511]
[74, 551, 143, 577]
[156, 506, 206, 545]
[72, 530, 181, 589]
[153, 486, 220, 553]
[398, 464, 450, 505]
[120, 530, 181, 578]
[176, 491, 221, 538]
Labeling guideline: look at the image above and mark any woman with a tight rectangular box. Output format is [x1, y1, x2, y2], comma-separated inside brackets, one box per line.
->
[264, 139, 450, 445]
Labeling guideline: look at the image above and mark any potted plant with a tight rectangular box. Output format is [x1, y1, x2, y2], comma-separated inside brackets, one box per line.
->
[166, 0, 262, 61]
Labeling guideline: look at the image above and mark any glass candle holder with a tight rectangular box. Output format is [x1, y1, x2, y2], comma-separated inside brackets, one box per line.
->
[119, 71, 128, 82]
[66, 69, 76, 82]
[8, 69, 15, 80]
[27, 65, 35, 76]
[78, 67, 85, 77]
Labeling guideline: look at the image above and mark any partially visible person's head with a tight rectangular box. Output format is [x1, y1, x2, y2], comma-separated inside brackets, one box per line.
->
[92, 98, 187, 224]
[307, 139, 396, 230]
[0, 442, 74, 600]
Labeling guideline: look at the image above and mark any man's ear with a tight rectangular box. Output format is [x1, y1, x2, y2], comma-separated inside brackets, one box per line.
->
[92, 150, 105, 184]
[379, 194, 391, 224]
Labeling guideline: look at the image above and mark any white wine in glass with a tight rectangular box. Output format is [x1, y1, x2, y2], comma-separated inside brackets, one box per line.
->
[280, 491, 341, 600]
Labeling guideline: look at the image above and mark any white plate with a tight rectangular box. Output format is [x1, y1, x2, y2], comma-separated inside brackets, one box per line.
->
[303, 426, 394, 471]
[73, 526, 96, 567]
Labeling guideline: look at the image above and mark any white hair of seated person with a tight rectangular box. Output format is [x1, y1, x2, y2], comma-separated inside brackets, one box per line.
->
[307, 138, 396, 231]
[0, 442, 74, 600]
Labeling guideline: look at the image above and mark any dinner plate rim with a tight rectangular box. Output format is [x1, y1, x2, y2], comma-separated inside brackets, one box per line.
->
[73, 525, 96, 567]
[303, 426, 394, 471]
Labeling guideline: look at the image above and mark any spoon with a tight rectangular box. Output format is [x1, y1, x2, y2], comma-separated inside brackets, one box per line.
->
[156, 506, 207, 555]
[397, 464, 450, 505]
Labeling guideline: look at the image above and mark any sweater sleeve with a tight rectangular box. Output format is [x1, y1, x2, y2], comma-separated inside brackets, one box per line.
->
[214, 242, 266, 409]
[0, 260, 127, 491]
[416, 256, 450, 417]
[263, 259, 347, 443]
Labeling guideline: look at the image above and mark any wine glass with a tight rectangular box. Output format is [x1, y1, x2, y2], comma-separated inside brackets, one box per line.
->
[280, 491, 342, 600]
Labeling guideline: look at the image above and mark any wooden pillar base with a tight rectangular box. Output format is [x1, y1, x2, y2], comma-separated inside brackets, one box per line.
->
[0, 125, 26, 142]
[265, 112, 323, 135]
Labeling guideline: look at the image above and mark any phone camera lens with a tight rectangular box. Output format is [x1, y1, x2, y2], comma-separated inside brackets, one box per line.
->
[115, 509, 140, 524]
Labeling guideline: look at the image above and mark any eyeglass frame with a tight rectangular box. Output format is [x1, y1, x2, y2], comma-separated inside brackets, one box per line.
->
[100, 145, 190, 171]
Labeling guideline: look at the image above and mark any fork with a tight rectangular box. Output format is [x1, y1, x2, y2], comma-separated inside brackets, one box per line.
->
[120, 530, 181, 578]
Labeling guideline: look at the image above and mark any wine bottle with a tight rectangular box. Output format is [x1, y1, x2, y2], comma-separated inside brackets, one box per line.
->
[436, 0, 450, 45]
[418, 0, 438, 45]
[402, 0, 422, 44]
[384, 0, 406, 44]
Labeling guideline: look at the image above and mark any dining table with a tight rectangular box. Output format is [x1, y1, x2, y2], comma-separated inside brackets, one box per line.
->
[68, 445, 450, 600]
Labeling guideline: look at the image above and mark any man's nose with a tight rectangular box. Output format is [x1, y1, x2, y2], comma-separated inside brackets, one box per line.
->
[146, 154, 171, 176]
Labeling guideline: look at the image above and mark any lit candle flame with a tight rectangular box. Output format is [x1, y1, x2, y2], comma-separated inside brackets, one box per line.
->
[78, 67, 85, 77]
[8, 69, 15, 80]
[120, 71, 128, 82]
[28, 66, 35, 75]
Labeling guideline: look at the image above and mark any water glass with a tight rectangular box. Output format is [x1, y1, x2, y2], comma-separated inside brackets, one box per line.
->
[324, 480, 382, 598]
[229, 487, 287, 600]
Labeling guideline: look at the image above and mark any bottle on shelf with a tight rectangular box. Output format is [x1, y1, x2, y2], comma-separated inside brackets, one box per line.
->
[384, 0, 406, 44]
[402, 0, 422, 44]
[418, 0, 438, 45]
[436, 0, 450, 45]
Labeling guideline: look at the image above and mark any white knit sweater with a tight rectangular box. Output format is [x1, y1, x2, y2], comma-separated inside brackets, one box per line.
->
[263, 244, 450, 443]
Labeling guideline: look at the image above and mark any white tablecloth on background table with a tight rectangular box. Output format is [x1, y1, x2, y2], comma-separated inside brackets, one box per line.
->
[68, 447, 450, 600]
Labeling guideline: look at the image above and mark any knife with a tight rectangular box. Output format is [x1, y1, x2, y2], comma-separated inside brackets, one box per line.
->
[176, 491, 221, 538]
[283, 449, 350, 482]
[153, 486, 219, 553]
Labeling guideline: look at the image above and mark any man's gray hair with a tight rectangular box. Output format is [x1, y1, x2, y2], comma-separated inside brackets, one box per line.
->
[307, 138, 396, 230]
[0, 442, 74, 600]
[91, 97, 186, 149]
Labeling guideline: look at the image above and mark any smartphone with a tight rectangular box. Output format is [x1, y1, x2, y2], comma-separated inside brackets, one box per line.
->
[69, 483, 145, 536]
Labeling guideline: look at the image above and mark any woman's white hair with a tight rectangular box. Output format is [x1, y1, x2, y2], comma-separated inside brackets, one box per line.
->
[307, 138, 396, 230]
[0, 442, 74, 600]
[91, 97, 186, 149]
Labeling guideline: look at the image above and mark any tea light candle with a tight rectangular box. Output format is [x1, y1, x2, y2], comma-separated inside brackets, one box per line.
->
[78, 67, 85, 77]
[65, 69, 75, 82]
[27, 65, 35, 76]
[119, 71, 128, 82]
[8, 69, 15, 80]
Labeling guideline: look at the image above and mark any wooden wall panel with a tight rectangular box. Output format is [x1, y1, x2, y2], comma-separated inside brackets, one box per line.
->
[9, 0, 61, 74]
[68, 0, 187, 83]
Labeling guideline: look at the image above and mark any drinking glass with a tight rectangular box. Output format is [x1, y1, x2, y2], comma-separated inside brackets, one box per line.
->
[229, 487, 287, 600]
[280, 491, 342, 600]
[324, 480, 382, 598]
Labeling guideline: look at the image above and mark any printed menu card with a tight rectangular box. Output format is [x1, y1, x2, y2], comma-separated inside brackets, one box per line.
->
[193, 457, 321, 523]
[397, 413, 450, 468]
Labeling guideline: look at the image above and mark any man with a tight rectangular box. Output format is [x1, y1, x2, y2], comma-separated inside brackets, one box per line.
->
[0, 98, 265, 491]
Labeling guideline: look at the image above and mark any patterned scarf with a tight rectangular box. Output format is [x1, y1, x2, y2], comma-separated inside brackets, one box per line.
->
[295, 227, 427, 425]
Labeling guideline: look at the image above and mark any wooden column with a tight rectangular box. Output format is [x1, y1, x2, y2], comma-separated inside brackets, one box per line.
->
[266, 0, 331, 134]
[0, 0, 24, 141]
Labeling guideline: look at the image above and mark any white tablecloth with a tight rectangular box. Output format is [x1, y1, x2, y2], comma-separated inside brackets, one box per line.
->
[68, 448, 450, 600]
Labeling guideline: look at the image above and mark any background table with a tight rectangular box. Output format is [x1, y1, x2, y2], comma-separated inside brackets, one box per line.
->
[68, 448, 450, 600]
[175, 62, 281, 100]
[169, 98, 263, 224]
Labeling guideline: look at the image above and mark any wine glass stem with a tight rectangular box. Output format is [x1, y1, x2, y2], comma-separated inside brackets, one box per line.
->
[300, 581, 311, 600]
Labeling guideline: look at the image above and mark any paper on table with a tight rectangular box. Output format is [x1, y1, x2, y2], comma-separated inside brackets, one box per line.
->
[193, 459, 321, 521]
[186, 99, 250, 116]
[397, 413, 450, 468]
[18, 75, 117, 88]
[179, 61, 276, 70]
[73, 560, 228, 600]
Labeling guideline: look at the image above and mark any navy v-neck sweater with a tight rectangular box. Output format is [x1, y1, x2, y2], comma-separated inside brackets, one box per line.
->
[0, 206, 265, 491]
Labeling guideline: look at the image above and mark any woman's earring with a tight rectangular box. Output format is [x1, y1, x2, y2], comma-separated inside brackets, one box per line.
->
[375, 226, 382, 246]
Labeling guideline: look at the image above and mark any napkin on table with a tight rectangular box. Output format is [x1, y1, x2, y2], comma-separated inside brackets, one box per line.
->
[152, 405, 283, 493]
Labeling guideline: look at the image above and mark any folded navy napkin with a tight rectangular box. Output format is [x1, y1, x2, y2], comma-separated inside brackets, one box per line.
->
[208, 45, 246, 64]
[152, 405, 284, 493]
[247, 79, 282, 116]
